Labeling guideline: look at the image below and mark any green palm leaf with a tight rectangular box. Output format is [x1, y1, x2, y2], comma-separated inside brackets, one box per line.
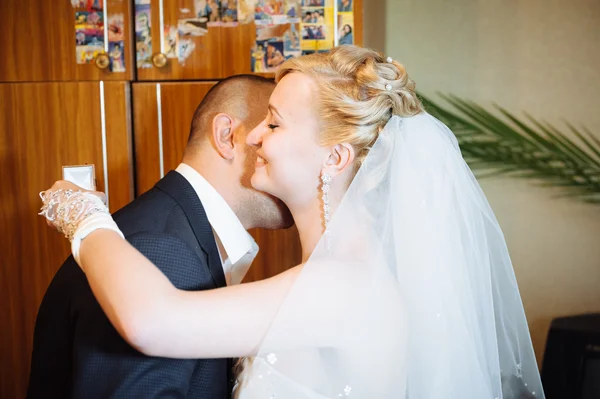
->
[418, 92, 600, 203]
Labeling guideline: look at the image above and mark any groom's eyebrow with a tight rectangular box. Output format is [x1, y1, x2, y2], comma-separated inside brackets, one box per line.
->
[269, 104, 283, 120]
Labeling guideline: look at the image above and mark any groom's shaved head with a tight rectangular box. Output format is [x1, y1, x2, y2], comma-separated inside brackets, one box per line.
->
[182, 74, 291, 231]
[185, 74, 275, 152]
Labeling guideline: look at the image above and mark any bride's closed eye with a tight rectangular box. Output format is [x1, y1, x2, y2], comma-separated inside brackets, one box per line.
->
[267, 123, 279, 131]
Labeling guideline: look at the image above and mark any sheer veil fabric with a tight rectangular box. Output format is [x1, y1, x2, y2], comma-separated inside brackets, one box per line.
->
[236, 112, 544, 399]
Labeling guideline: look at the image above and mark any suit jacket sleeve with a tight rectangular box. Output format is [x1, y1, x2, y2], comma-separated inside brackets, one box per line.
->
[26, 262, 75, 399]
[69, 232, 214, 399]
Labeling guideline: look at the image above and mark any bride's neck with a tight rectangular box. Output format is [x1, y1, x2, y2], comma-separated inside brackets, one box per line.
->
[290, 200, 325, 263]
[290, 197, 337, 264]
[287, 198, 322, 263]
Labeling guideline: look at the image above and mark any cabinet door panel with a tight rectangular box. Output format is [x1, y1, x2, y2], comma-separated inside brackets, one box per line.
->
[0, 0, 134, 82]
[0, 81, 133, 399]
[135, 2, 223, 80]
[132, 81, 301, 282]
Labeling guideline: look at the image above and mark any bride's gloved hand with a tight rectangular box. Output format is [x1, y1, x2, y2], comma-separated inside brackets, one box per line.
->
[38, 180, 123, 267]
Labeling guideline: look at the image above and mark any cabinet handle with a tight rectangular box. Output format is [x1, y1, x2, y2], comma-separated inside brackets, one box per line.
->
[95, 53, 110, 69]
[152, 53, 168, 68]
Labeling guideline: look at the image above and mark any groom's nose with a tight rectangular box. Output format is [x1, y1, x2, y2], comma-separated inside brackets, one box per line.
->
[246, 120, 265, 147]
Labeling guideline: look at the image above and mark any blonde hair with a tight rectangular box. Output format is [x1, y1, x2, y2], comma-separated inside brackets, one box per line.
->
[276, 45, 423, 167]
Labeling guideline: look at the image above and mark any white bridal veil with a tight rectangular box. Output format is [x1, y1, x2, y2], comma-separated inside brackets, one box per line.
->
[240, 112, 544, 398]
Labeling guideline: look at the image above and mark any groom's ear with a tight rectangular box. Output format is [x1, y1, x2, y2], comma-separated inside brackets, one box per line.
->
[211, 113, 235, 160]
[324, 143, 355, 177]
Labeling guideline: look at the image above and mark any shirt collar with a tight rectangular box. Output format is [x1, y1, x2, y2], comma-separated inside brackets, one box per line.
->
[175, 163, 254, 265]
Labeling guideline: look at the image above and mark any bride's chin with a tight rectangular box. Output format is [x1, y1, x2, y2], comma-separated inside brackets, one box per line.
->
[251, 173, 272, 195]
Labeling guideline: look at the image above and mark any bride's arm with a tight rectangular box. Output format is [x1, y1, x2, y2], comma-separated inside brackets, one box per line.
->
[79, 229, 300, 359]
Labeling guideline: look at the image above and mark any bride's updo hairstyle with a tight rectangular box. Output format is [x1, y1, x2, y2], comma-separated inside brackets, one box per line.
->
[276, 44, 423, 168]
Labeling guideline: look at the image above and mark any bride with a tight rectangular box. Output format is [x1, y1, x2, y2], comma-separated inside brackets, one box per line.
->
[39, 45, 544, 398]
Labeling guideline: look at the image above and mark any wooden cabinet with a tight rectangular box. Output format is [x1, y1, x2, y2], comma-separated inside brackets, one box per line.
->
[132, 82, 302, 281]
[0, 0, 134, 82]
[134, 0, 362, 80]
[0, 82, 134, 399]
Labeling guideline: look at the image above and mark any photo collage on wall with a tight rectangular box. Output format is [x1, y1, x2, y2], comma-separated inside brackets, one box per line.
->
[142, 0, 239, 68]
[75, 10, 104, 65]
[134, 0, 152, 68]
[107, 13, 126, 72]
[129, 0, 351, 71]
[73, 1, 126, 72]
[194, 0, 240, 27]
[300, 0, 334, 55]
[250, 0, 303, 73]
[336, 0, 353, 46]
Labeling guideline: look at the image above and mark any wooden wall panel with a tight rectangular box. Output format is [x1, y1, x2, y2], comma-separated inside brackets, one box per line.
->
[132, 84, 162, 196]
[354, 0, 364, 46]
[0, 82, 133, 399]
[221, 22, 257, 77]
[133, 82, 217, 195]
[0, 0, 134, 82]
[105, 82, 135, 210]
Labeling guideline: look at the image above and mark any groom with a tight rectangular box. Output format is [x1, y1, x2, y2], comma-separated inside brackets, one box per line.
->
[27, 75, 292, 398]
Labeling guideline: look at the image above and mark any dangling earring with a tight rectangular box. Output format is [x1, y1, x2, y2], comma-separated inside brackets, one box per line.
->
[321, 173, 333, 254]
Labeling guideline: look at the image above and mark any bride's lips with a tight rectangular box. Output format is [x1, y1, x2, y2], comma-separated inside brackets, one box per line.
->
[256, 154, 268, 167]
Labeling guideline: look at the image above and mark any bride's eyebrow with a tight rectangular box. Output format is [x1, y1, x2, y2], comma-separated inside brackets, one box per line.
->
[268, 104, 284, 120]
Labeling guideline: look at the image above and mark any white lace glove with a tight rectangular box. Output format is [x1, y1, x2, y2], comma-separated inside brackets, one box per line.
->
[38, 188, 124, 266]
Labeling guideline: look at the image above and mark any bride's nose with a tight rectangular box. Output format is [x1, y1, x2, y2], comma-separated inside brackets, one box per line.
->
[246, 120, 266, 146]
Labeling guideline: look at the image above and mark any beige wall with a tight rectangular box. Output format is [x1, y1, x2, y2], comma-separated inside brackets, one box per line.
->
[365, 0, 600, 365]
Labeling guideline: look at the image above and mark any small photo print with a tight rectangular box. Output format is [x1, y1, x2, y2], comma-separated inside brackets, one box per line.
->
[302, 24, 326, 40]
[302, 0, 324, 6]
[164, 25, 179, 58]
[302, 8, 324, 23]
[89, 0, 103, 10]
[284, 23, 301, 52]
[76, 45, 104, 64]
[237, 0, 255, 24]
[178, 18, 209, 36]
[75, 11, 104, 28]
[256, 23, 292, 41]
[337, 0, 352, 12]
[285, 0, 301, 21]
[301, 49, 329, 55]
[108, 41, 126, 72]
[195, 0, 222, 24]
[107, 13, 125, 43]
[221, 0, 238, 23]
[252, 23, 297, 72]
[252, 40, 285, 72]
[265, 41, 285, 70]
[255, 0, 285, 22]
[179, 38, 196, 64]
[75, 27, 104, 47]
[73, 0, 103, 10]
[337, 13, 353, 45]
[135, 4, 152, 68]
[251, 43, 266, 72]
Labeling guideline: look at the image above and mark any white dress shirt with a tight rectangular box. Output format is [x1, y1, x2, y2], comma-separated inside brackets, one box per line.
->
[175, 163, 259, 285]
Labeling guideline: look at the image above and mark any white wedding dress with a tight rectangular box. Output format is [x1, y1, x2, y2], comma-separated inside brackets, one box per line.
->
[238, 357, 333, 399]
[234, 113, 545, 398]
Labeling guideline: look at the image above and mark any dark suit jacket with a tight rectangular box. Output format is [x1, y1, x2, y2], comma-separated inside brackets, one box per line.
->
[27, 171, 233, 399]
